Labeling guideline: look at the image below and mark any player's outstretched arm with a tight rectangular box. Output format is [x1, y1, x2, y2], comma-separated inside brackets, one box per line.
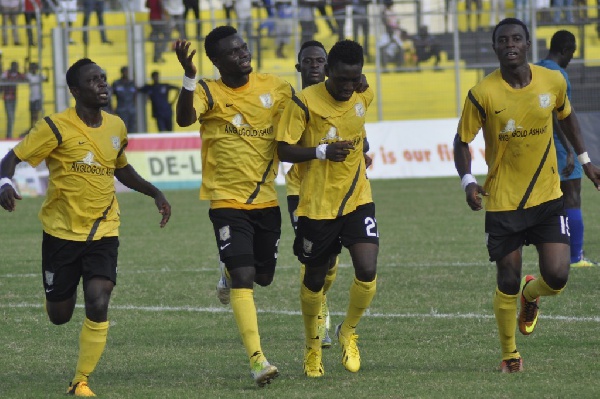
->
[174, 39, 198, 127]
[0, 150, 23, 212]
[453, 133, 488, 211]
[114, 165, 171, 227]
[559, 112, 600, 190]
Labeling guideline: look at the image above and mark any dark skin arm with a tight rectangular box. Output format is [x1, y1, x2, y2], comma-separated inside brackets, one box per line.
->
[552, 113, 574, 178]
[453, 133, 488, 211]
[114, 164, 171, 227]
[0, 150, 23, 212]
[278, 140, 355, 163]
[174, 40, 198, 127]
[558, 111, 600, 189]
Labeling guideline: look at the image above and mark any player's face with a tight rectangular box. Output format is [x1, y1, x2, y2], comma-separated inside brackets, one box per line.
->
[493, 24, 530, 68]
[325, 62, 363, 101]
[297, 46, 327, 88]
[214, 34, 252, 77]
[73, 64, 110, 108]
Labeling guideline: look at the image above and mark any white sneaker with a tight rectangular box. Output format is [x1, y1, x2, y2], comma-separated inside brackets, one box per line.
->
[216, 261, 231, 305]
[251, 360, 279, 387]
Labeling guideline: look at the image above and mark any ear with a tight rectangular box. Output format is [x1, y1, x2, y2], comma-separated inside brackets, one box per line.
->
[295, 63, 300, 73]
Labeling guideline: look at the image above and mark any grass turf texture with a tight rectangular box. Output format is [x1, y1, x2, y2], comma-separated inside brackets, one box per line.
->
[1, 177, 600, 398]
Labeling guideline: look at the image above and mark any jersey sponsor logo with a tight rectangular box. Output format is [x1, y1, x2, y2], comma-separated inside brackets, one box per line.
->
[111, 136, 121, 150]
[539, 94, 551, 108]
[70, 151, 115, 176]
[219, 225, 231, 241]
[355, 102, 365, 117]
[225, 124, 274, 137]
[232, 113, 250, 128]
[259, 93, 273, 109]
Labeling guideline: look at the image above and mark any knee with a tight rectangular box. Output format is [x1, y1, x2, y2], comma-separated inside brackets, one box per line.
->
[544, 269, 569, 290]
[48, 313, 71, 325]
[303, 273, 326, 292]
[254, 274, 274, 287]
[355, 266, 376, 282]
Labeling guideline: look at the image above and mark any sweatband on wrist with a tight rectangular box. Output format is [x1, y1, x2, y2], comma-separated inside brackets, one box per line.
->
[577, 152, 591, 165]
[461, 174, 477, 191]
[316, 144, 328, 160]
[0, 177, 17, 191]
[182, 75, 197, 91]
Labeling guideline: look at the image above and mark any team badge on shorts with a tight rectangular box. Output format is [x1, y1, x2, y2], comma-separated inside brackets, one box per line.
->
[219, 225, 231, 241]
[539, 94, 551, 108]
[111, 136, 121, 150]
[303, 238, 313, 255]
[259, 93, 273, 109]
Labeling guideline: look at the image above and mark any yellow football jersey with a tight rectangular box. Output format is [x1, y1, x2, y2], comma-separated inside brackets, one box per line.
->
[13, 108, 128, 241]
[277, 82, 374, 219]
[192, 72, 293, 208]
[458, 64, 570, 211]
[285, 164, 301, 197]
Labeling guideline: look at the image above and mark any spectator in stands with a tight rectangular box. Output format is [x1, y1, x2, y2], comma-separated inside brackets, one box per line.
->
[24, 0, 42, 46]
[112, 66, 137, 133]
[235, 0, 253, 50]
[298, 0, 317, 44]
[1, 61, 27, 138]
[146, 0, 169, 63]
[52, 0, 78, 44]
[514, 0, 529, 24]
[25, 61, 48, 132]
[183, 0, 201, 39]
[82, 0, 113, 45]
[164, 0, 186, 40]
[315, 1, 338, 35]
[379, 0, 405, 69]
[553, 0, 575, 23]
[352, 0, 371, 62]
[223, 0, 234, 25]
[465, 0, 482, 31]
[331, 0, 348, 42]
[536, 30, 596, 267]
[1, 0, 22, 46]
[489, 0, 506, 26]
[413, 25, 441, 69]
[139, 71, 179, 132]
[274, 0, 293, 58]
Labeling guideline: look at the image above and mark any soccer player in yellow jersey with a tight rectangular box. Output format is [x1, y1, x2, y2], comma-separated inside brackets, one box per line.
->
[277, 40, 378, 377]
[453, 19, 600, 373]
[174, 26, 293, 386]
[0, 58, 171, 396]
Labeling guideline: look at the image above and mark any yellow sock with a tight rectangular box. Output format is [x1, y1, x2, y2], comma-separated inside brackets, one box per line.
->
[523, 277, 563, 302]
[340, 277, 376, 337]
[230, 288, 265, 365]
[72, 318, 109, 384]
[300, 283, 323, 349]
[323, 257, 339, 295]
[299, 264, 306, 283]
[493, 288, 521, 360]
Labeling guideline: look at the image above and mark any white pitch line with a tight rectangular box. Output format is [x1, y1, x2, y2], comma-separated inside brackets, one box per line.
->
[2, 302, 599, 323]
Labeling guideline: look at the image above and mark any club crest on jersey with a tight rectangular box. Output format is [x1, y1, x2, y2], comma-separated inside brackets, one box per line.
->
[259, 93, 273, 109]
[111, 136, 120, 150]
[539, 94, 551, 108]
[355, 103, 365, 117]
[303, 238, 313, 254]
[232, 113, 249, 128]
[219, 225, 231, 241]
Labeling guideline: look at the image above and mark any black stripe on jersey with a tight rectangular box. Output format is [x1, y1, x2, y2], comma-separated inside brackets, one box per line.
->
[247, 158, 274, 204]
[517, 136, 552, 210]
[87, 196, 115, 242]
[291, 93, 309, 123]
[198, 80, 214, 110]
[337, 166, 361, 217]
[467, 90, 486, 121]
[557, 93, 566, 112]
[117, 142, 127, 159]
[44, 116, 63, 145]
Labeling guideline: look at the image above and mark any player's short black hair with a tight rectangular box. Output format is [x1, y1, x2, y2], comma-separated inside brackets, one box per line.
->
[205, 25, 238, 60]
[297, 40, 327, 63]
[492, 18, 530, 43]
[66, 58, 95, 88]
[327, 40, 363, 69]
[549, 30, 576, 52]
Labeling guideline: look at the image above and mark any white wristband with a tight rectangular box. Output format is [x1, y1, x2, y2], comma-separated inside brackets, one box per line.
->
[0, 177, 17, 191]
[577, 152, 591, 165]
[316, 144, 328, 160]
[182, 75, 197, 92]
[461, 174, 477, 191]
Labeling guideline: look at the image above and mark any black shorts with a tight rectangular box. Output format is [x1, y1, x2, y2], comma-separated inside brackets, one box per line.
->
[294, 202, 379, 266]
[286, 195, 299, 235]
[42, 232, 119, 302]
[209, 206, 281, 274]
[485, 198, 569, 262]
